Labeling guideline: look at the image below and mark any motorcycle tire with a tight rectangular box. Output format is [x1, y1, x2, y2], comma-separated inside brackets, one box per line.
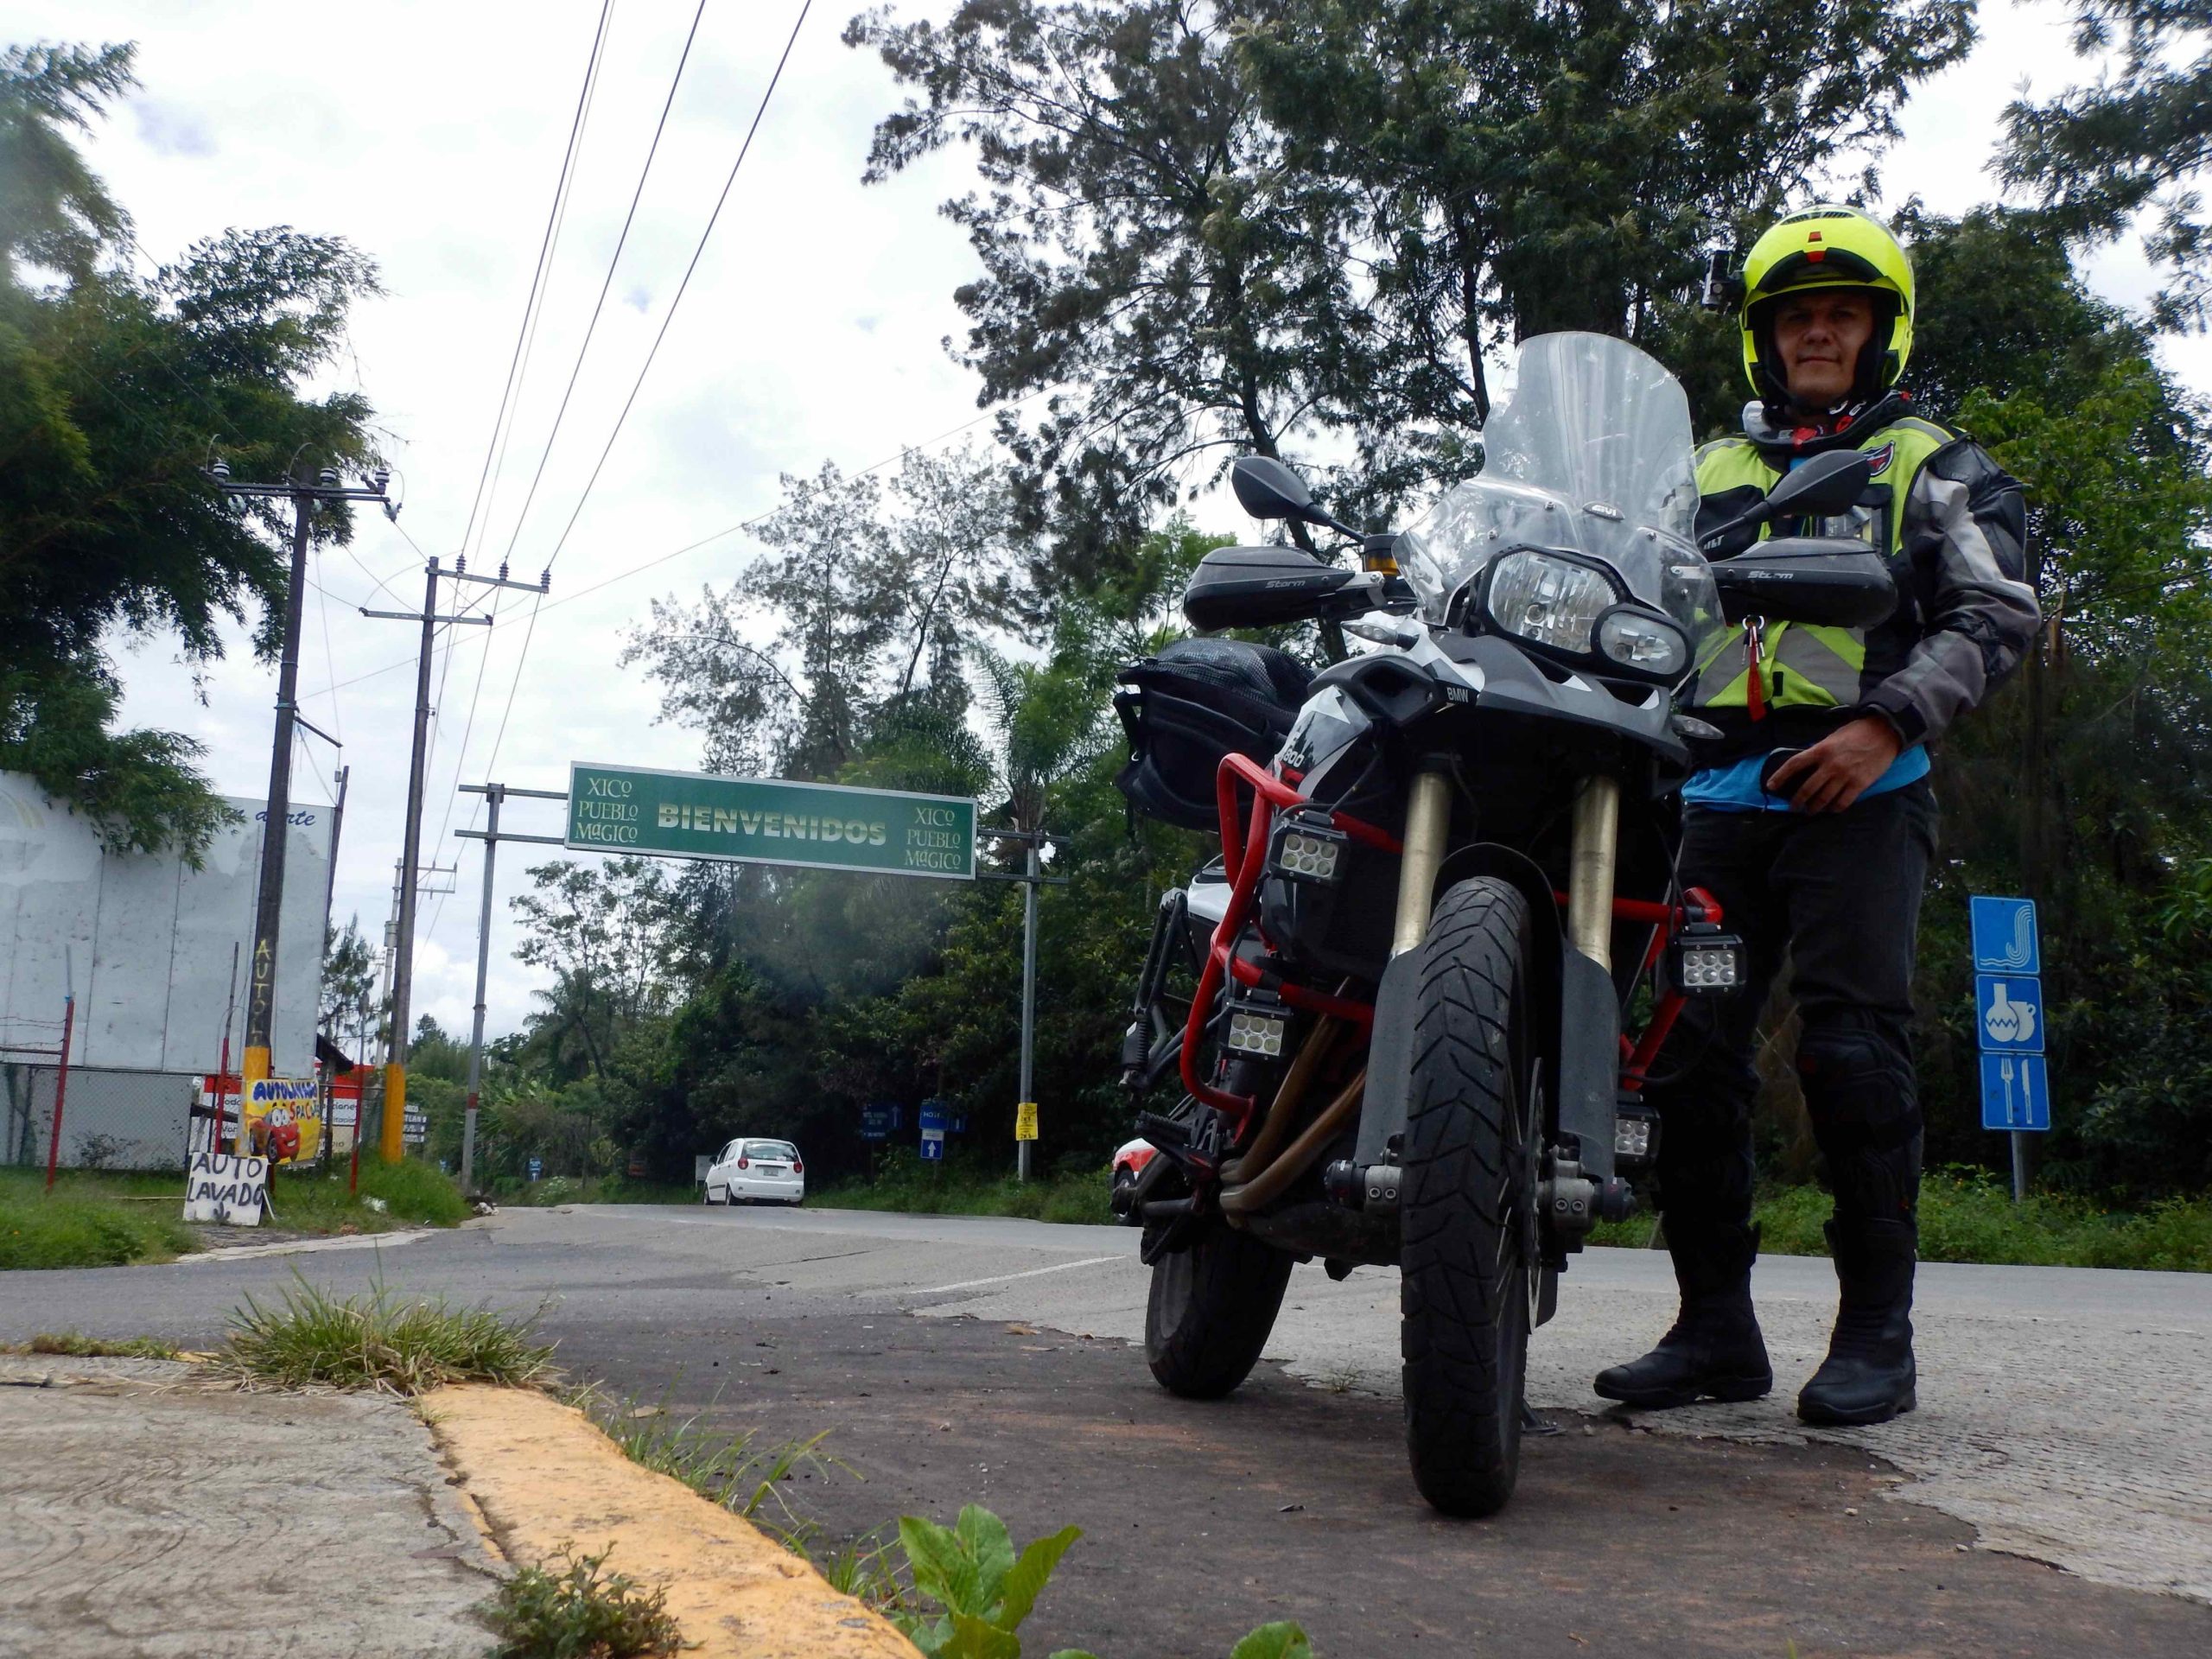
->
[1145, 1223, 1295, 1400]
[1400, 875, 1538, 1518]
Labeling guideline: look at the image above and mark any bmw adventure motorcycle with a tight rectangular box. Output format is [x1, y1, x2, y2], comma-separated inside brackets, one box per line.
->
[1110, 333, 1892, 1516]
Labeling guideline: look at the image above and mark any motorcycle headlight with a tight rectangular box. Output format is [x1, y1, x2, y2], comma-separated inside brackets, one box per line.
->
[1484, 551, 1618, 655]
[1594, 607, 1690, 680]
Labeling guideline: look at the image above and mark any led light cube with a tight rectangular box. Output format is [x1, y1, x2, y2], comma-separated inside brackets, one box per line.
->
[1668, 928, 1745, 996]
[1224, 1001, 1289, 1058]
[1268, 817, 1349, 886]
[1615, 1117, 1652, 1160]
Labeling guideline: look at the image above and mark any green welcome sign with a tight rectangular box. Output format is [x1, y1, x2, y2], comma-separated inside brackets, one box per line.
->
[565, 762, 976, 880]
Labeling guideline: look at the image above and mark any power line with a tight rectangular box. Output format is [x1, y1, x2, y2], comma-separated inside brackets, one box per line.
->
[540, 0, 813, 573]
[456, 0, 616, 568]
[315, 387, 1041, 698]
[497, 0, 713, 574]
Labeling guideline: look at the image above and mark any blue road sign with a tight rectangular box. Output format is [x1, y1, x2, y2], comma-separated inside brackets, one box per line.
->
[950, 1112, 969, 1135]
[861, 1103, 894, 1142]
[1980, 1052, 2050, 1131]
[919, 1130, 945, 1161]
[528, 1157, 543, 1182]
[918, 1100, 948, 1135]
[1970, 896, 2040, 976]
[1975, 976, 2045, 1053]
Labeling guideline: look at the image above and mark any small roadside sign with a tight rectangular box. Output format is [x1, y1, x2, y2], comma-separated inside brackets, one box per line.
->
[528, 1156, 543, 1182]
[403, 1108, 428, 1146]
[183, 1151, 267, 1226]
[1015, 1101, 1039, 1142]
[1970, 896, 2040, 975]
[861, 1103, 895, 1141]
[1980, 1052, 2050, 1132]
[920, 1130, 945, 1161]
[1975, 976, 2044, 1053]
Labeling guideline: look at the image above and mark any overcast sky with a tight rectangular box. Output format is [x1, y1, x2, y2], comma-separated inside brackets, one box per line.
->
[16, 0, 2206, 1050]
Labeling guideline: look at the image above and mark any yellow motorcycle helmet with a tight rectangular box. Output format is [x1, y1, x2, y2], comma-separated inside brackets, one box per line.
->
[1738, 206, 1915, 410]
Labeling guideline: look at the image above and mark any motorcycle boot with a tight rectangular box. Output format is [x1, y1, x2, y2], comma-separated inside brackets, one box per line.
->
[1593, 1217, 1772, 1408]
[1796, 1014, 1922, 1426]
[1798, 1216, 1917, 1424]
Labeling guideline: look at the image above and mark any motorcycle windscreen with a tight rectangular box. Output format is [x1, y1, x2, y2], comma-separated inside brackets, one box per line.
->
[1399, 332, 1719, 647]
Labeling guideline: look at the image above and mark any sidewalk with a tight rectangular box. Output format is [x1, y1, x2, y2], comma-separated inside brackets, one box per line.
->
[0, 1353, 917, 1659]
[0, 1353, 496, 1658]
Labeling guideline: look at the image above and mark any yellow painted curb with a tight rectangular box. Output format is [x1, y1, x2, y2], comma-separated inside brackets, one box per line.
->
[423, 1383, 918, 1659]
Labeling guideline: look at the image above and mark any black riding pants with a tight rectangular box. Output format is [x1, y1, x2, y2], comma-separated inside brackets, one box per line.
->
[1645, 779, 1936, 1233]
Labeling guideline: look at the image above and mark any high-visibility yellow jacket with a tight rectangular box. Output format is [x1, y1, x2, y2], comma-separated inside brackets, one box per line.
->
[1688, 392, 2041, 766]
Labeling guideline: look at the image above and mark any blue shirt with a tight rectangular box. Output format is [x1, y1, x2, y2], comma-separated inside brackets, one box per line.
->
[1683, 742, 1929, 814]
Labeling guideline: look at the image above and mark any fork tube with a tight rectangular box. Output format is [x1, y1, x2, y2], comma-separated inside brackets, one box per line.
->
[1391, 766, 1455, 957]
[1567, 775, 1622, 969]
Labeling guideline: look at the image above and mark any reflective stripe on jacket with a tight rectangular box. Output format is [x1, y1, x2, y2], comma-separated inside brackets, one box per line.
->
[1688, 404, 2040, 763]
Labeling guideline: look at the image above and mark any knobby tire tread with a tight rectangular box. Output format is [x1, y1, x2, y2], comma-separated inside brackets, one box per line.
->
[1146, 1224, 1295, 1400]
[1401, 877, 1533, 1517]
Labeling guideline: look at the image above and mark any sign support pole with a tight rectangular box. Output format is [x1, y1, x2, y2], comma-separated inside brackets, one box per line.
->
[2011, 1131, 2029, 1204]
[364, 560, 545, 1161]
[1018, 838, 1039, 1183]
[455, 782, 567, 1192]
[210, 462, 391, 1089]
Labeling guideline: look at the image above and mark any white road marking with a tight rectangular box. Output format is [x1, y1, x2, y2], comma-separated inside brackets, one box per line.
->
[176, 1230, 431, 1264]
[910, 1255, 1126, 1297]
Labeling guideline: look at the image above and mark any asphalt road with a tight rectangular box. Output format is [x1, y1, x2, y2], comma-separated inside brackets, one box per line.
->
[3, 1205, 2208, 1657]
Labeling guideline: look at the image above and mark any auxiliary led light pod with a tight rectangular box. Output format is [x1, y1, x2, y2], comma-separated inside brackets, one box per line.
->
[1222, 988, 1292, 1060]
[1667, 923, 1746, 996]
[1268, 815, 1348, 885]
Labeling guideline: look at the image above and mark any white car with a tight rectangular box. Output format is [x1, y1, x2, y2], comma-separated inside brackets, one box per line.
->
[704, 1137, 805, 1206]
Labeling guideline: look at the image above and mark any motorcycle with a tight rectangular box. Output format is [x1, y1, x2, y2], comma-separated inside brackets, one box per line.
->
[1110, 332, 1894, 1516]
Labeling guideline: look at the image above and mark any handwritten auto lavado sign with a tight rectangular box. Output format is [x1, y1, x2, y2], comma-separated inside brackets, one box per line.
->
[566, 763, 976, 880]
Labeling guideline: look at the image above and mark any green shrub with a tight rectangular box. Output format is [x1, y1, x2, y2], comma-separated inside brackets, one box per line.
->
[485, 1545, 683, 1659]
[214, 1276, 556, 1394]
[0, 1176, 196, 1270]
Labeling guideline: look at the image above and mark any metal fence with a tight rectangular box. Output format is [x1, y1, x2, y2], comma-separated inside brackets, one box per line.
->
[1, 1062, 198, 1173]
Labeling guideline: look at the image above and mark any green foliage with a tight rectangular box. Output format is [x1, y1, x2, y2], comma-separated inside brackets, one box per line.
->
[484, 1545, 684, 1659]
[1229, 1628, 1314, 1659]
[214, 1276, 556, 1394]
[0, 41, 381, 854]
[893, 1505, 1092, 1659]
[825, 1151, 1112, 1224]
[1592, 1172, 2212, 1271]
[847, 0, 1971, 554]
[20, 1331, 181, 1358]
[577, 1383, 849, 1543]
[0, 1173, 195, 1268]
[2000, 0, 2212, 329]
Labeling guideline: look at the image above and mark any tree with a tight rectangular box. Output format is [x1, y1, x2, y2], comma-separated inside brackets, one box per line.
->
[511, 858, 679, 1083]
[2000, 0, 2212, 330]
[846, 0, 1974, 550]
[0, 41, 382, 854]
[621, 445, 1023, 779]
[320, 916, 378, 1047]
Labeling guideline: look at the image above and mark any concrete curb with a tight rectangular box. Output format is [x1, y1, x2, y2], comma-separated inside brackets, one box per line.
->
[423, 1382, 918, 1658]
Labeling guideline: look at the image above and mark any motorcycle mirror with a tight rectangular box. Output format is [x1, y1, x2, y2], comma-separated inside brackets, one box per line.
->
[1231, 455, 1320, 524]
[1761, 448, 1873, 521]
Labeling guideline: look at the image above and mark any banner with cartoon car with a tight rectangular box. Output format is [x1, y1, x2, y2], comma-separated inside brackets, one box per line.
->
[244, 1077, 321, 1164]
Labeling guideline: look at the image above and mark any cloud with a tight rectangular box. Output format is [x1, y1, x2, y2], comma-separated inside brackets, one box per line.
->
[134, 100, 216, 157]
[624, 285, 652, 313]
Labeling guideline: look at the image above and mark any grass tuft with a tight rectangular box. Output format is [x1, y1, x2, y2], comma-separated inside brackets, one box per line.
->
[0, 1173, 198, 1270]
[213, 1275, 556, 1395]
[823, 1161, 1113, 1225]
[1591, 1166, 2212, 1272]
[573, 1382, 851, 1543]
[22, 1331, 181, 1359]
[484, 1544, 683, 1659]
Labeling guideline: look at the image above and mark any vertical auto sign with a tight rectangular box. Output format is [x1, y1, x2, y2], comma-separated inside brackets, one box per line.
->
[1971, 896, 2047, 1198]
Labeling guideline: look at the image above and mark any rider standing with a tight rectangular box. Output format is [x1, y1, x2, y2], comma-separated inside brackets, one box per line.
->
[1595, 206, 2041, 1425]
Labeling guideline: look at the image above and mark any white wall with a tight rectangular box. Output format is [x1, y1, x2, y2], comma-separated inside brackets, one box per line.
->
[0, 772, 330, 1074]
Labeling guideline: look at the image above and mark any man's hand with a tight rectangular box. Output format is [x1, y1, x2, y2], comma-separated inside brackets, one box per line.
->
[1767, 716, 1904, 813]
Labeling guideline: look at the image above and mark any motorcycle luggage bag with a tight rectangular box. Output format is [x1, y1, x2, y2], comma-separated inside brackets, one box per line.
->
[1113, 639, 1313, 831]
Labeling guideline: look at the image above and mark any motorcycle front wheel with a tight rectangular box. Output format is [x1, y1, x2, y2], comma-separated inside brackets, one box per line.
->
[1145, 1222, 1295, 1400]
[1399, 876, 1539, 1517]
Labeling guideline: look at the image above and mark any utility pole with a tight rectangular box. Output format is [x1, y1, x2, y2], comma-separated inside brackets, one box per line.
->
[362, 557, 546, 1161]
[981, 830, 1069, 1181]
[455, 782, 568, 1192]
[207, 461, 390, 1089]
